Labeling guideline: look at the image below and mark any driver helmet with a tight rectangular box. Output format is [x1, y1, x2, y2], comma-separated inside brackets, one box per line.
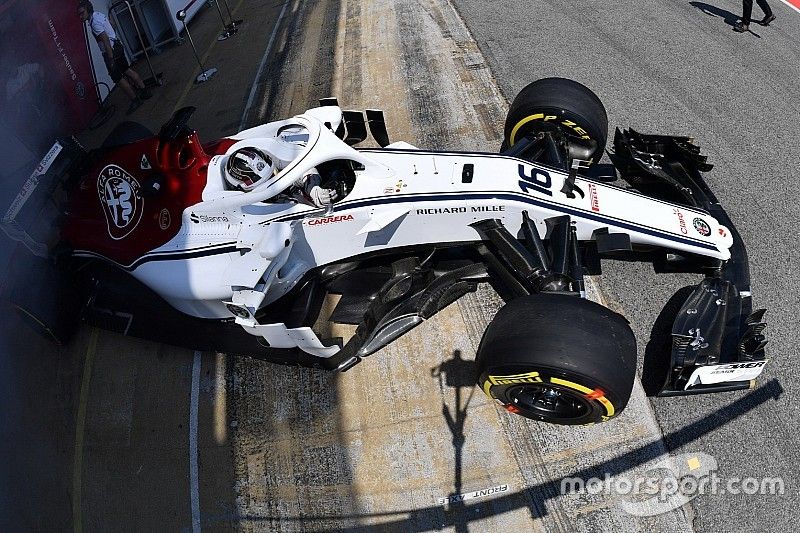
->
[224, 147, 274, 191]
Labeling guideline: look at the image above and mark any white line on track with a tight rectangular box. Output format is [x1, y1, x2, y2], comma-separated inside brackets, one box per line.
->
[239, 0, 291, 130]
[778, 0, 800, 14]
[190, 350, 202, 533]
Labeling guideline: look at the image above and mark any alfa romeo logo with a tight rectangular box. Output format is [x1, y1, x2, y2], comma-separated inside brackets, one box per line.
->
[97, 165, 143, 240]
[693, 217, 711, 237]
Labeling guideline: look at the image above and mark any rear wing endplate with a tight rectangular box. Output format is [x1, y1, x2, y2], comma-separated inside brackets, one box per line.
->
[1, 139, 85, 258]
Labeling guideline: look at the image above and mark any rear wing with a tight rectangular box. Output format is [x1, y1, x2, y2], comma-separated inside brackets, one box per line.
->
[1, 138, 86, 258]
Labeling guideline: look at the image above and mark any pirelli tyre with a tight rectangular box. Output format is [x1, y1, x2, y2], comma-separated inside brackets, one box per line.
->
[503, 77, 608, 162]
[476, 293, 636, 425]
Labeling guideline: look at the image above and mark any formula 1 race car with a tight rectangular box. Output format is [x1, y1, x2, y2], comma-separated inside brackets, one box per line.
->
[3, 78, 768, 425]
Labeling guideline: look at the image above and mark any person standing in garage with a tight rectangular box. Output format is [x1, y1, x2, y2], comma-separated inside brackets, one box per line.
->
[733, 0, 776, 32]
[77, 0, 152, 114]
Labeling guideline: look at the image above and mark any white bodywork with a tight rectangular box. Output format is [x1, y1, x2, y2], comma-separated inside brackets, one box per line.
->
[684, 361, 767, 389]
[108, 107, 734, 356]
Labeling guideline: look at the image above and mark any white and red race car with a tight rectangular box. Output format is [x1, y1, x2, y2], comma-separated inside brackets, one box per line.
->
[4, 78, 767, 425]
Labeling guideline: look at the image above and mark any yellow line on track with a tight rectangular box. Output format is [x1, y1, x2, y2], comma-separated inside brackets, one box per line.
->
[73, 328, 99, 533]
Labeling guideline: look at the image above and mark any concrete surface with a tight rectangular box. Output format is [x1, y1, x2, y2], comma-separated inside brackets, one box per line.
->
[2, 0, 796, 531]
[449, 0, 800, 531]
[226, 0, 694, 530]
[2, 2, 287, 532]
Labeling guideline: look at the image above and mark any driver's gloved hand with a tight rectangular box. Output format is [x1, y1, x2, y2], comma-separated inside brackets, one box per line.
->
[307, 185, 338, 207]
[299, 171, 338, 207]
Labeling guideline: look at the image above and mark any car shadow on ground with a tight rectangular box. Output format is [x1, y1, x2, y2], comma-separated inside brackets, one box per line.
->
[290, 379, 784, 533]
[226, 335, 783, 532]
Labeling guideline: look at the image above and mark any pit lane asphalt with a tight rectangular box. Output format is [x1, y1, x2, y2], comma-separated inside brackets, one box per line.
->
[449, 0, 800, 530]
[3, 0, 796, 530]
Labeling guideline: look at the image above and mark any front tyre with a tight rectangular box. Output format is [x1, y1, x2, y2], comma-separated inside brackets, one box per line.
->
[476, 293, 636, 425]
[503, 77, 608, 162]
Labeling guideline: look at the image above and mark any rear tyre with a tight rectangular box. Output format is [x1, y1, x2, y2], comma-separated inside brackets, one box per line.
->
[503, 78, 608, 162]
[9, 256, 82, 346]
[102, 121, 153, 148]
[477, 293, 636, 425]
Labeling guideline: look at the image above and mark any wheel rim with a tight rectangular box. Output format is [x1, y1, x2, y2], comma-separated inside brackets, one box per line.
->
[506, 383, 592, 422]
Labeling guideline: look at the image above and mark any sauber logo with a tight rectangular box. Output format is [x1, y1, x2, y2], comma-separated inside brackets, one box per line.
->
[37, 142, 62, 175]
[97, 165, 143, 240]
[305, 214, 354, 226]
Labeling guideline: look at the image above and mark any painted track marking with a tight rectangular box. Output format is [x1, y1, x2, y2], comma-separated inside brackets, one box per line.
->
[190, 350, 202, 532]
[780, 0, 800, 14]
[72, 328, 99, 533]
[239, 0, 290, 130]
